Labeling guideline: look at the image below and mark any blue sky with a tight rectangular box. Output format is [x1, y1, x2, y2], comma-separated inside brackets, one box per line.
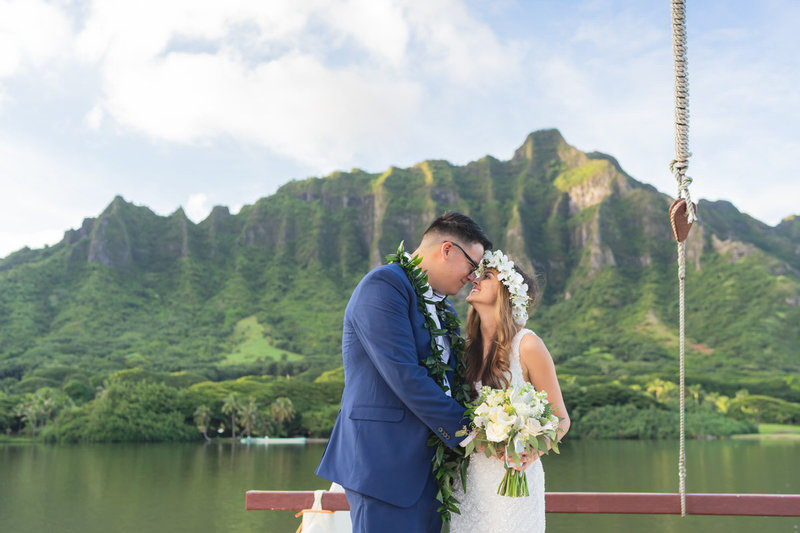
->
[1, 0, 798, 258]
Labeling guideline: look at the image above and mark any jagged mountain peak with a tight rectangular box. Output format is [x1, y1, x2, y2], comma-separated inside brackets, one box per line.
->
[776, 215, 800, 241]
[512, 128, 585, 167]
[1, 130, 798, 382]
[209, 205, 230, 218]
[102, 195, 132, 214]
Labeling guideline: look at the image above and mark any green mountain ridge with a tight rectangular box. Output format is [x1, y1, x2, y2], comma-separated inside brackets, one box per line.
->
[1, 129, 798, 397]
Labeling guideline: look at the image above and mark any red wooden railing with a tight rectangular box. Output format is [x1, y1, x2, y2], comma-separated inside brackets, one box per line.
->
[246, 491, 800, 517]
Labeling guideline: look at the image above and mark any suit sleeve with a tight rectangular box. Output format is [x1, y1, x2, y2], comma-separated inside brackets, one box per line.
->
[348, 268, 468, 448]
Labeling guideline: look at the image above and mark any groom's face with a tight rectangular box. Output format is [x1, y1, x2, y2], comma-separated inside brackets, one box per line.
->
[437, 240, 485, 295]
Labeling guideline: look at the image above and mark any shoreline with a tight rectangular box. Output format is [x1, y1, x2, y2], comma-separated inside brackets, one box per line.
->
[0, 436, 332, 445]
[732, 423, 800, 440]
[7, 435, 800, 444]
[731, 433, 800, 440]
[5, 424, 798, 444]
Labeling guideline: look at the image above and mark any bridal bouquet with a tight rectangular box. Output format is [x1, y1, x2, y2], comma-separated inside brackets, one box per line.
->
[456, 383, 561, 497]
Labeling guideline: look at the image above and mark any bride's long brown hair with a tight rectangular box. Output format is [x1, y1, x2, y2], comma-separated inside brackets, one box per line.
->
[463, 263, 539, 399]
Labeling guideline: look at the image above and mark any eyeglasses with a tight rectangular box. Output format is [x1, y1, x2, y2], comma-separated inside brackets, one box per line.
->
[444, 241, 480, 278]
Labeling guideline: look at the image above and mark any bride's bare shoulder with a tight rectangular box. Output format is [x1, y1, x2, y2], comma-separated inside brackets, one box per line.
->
[519, 330, 546, 353]
[518, 332, 554, 371]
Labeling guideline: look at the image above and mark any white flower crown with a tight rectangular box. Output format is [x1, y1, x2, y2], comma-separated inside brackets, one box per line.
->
[475, 250, 530, 326]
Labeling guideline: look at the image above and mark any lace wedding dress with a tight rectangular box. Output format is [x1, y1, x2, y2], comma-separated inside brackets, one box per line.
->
[450, 329, 546, 533]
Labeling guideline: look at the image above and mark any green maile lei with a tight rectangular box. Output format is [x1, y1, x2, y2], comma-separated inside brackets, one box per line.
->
[385, 241, 471, 523]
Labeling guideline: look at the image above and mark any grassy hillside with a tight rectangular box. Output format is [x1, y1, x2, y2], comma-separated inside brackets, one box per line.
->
[1, 129, 798, 440]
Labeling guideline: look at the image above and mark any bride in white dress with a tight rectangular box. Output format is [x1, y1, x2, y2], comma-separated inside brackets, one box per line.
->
[450, 251, 571, 533]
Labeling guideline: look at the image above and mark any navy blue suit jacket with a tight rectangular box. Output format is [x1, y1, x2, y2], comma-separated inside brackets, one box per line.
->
[316, 263, 467, 507]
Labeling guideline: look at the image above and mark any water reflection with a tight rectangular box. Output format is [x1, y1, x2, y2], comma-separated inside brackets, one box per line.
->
[1, 439, 797, 533]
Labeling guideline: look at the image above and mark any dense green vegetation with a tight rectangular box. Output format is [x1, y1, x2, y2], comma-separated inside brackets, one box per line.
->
[11, 368, 346, 442]
[1, 129, 797, 442]
[5, 367, 795, 441]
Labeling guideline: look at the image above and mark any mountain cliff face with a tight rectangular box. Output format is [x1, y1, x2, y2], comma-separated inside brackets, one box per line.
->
[1, 129, 798, 389]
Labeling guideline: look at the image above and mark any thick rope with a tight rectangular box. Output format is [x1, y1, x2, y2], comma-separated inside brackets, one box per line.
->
[677, 241, 687, 517]
[671, 0, 691, 517]
[670, 0, 696, 223]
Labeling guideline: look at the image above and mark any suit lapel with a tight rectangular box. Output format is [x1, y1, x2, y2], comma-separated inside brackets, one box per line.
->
[402, 268, 436, 365]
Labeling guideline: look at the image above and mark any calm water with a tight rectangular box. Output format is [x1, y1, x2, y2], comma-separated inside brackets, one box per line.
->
[1, 439, 798, 533]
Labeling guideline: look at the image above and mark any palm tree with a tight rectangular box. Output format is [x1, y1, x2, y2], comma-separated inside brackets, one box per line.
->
[16, 402, 39, 437]
[238, 398, 263, 438]
[705, 392, 731, 414]
[193, 405, 212, 442]
[221, 393, 241, 439]
[269, 397, 295, 437]
[687, 384, 704, 406]
[16, 388, 70, 437]
[645, 378, 678, 403]
[36, 388, 62, 426]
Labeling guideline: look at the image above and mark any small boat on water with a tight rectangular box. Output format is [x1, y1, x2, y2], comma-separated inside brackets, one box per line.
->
[240, 436, 307, 445]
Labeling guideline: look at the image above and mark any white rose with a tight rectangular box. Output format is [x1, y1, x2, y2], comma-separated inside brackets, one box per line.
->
[485, 421, 510, 442]
[512, 402, 532, 420]
[543, 420, 557, 432]
[524, 417, 543, 436]
[495, 409, 516, 428]
[486, 406, 504, 422]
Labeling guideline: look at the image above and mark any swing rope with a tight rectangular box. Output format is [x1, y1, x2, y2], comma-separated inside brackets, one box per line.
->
[670, 0, 695, 518]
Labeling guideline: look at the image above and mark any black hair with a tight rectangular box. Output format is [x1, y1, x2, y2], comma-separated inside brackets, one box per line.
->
[423, 211, 492, 250]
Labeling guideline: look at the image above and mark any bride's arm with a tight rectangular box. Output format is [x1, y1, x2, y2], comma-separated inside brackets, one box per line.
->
[519, 333, 571, 446]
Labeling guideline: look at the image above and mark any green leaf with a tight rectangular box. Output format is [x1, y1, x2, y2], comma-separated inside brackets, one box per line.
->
[465, 440, 475, 456]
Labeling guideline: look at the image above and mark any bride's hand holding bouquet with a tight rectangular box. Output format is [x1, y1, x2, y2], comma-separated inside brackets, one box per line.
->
[456, 383, 561, 497]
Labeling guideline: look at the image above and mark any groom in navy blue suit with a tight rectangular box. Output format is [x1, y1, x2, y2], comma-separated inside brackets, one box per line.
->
[317, 212, 492, 533]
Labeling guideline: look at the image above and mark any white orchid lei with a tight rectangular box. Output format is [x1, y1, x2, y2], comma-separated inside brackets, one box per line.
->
[475, 250, 530, 326]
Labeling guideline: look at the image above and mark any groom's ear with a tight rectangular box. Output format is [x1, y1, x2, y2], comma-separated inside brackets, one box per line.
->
[439, 241, 450, 260]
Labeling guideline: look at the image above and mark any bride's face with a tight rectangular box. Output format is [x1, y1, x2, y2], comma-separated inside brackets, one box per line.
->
[466, 268, 501, 308]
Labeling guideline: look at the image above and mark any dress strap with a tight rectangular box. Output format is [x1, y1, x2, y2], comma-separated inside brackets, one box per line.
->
[509, 328, 535, 387]
[512, 328, 533, 353]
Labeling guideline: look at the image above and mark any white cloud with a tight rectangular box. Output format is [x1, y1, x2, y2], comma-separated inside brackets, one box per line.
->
[67, 0, 521, 172]
[516, 7, 675, 193]
[403, 0, 522, 87]
[0, 0, 73, 76]
[678, 9, 800, 225]
[326, 0, 410, 67]
[495, 2, 799, 226]
[185, 193, 211, 223]
[1, 0, 798, 260]
[0, 134, 101, 257]
[85, 105, 103, 129]
[97, 48, 423, 170]
[1, 0, 527, 175]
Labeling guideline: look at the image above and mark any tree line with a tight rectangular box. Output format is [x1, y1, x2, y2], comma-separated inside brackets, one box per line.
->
[3, 367, 800, 442]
